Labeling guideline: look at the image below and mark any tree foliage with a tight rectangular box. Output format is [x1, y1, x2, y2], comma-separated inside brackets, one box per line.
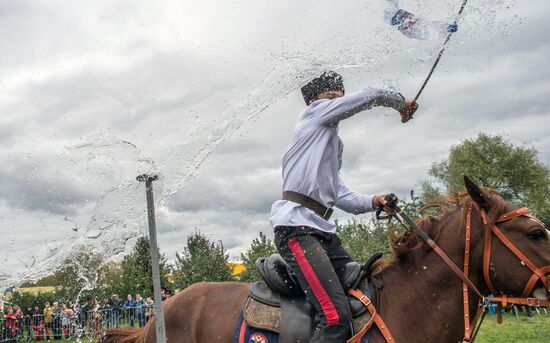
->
[14, 238, 169, 307]
[173, 231, 233, 290]
[94, 260, 125, 296]
[15, 251, 108, 309]
[10, 291, 59, 313]
[239, 232, 277, 282]
[337, 191, 424, 262]
[337, 218, 392, 261]
[428, 133, 550, 222]
[19, 251, 105, 303]
[118, 236, 171, 297]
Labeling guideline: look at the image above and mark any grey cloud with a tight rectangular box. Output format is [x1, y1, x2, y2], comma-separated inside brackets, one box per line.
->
[0, 156, 94, 214]
[1, 0, 549, 284]
[157, 208, 273, 260]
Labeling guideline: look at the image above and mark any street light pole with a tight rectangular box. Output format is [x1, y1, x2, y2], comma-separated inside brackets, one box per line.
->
[136, 174, 166, 343]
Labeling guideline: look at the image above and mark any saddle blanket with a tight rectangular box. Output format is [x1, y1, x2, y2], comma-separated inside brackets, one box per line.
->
[233, 313, 279, 343]
[233, 313, 370, 343]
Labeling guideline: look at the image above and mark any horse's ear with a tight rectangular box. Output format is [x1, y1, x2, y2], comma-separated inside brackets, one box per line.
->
[464, 176, 492, 211]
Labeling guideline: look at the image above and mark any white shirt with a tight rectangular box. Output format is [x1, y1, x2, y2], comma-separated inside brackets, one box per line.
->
[269, 86, 406, 233]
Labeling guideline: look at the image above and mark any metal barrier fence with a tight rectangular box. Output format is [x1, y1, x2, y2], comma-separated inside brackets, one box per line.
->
[0, 306, 154, 342]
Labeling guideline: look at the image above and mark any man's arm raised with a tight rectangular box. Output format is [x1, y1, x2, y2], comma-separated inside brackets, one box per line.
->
[316, 87, 410, 126]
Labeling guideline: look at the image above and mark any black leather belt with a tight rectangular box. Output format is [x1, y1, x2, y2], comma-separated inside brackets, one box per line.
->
[282, 191, 334, 220]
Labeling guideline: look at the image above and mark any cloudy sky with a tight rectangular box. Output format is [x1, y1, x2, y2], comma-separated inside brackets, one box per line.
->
[1, 0, 549, 287]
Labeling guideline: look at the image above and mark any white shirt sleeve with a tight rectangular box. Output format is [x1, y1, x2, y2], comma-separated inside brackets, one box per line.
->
[334, 175, 375, 214]
[314, 86, 406, 126]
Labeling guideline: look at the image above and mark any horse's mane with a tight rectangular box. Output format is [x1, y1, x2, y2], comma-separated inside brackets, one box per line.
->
[372, 187, 504, 274]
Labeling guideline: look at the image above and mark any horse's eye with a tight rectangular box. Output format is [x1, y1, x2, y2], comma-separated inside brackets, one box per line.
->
[528, 229, 547, 241]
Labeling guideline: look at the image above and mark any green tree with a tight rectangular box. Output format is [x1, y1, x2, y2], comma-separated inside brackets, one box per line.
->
[119, 236, 171, 297]
[337, 191, 424, 261]
[427, 133, 550, 222]
[19, 251, 105, 302]
[239, 232, 277, 282]
[95, 260, 125, 297]
[173, 231, 233, 289]
[10, 291, 58, 314]
[337, 218, 392, 262]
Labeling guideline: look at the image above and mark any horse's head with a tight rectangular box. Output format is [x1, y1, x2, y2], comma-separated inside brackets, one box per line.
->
[464, 176, 550, 303]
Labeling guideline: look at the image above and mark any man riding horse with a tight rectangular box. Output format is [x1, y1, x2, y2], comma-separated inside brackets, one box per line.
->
[269, 71, 419, 342]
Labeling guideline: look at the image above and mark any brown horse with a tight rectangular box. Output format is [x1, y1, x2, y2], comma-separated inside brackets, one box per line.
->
[101, 178, 550, 343]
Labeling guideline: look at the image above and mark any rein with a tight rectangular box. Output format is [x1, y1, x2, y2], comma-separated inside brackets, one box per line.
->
[392, 205, 550, 342]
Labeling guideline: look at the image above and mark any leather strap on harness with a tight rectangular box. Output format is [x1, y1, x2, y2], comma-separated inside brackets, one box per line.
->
[480, 208, 550, 298]
[462, 205, 550, 342]
[463, 205, 474, 340]
[347, 288, 396, 343]
[391, 204, 549, 343]
[282, 191, 334, 220]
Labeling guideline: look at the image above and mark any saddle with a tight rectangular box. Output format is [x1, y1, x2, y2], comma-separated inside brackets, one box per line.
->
[242, 253, 382, 343]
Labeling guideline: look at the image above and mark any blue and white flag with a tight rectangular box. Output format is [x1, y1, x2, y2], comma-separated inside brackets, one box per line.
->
[384, 0, 458, 40]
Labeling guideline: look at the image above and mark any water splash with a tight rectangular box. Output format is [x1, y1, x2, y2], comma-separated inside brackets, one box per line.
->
[0, 0, 519, 291]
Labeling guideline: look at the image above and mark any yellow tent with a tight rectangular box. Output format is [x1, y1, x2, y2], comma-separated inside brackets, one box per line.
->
[228, 262, 246, 276]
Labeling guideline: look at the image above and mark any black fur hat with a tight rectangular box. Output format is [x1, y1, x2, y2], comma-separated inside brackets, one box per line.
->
[301, 71, 345, 105]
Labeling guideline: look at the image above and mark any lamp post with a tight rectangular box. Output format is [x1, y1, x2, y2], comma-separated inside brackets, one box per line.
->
[136, 174, 166, 343]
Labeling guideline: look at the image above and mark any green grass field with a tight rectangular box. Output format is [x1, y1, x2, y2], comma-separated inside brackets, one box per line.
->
[475, 312, 550, 343]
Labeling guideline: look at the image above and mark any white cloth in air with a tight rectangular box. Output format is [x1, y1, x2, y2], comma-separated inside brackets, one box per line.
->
[384, 0, 457, 41]
[269, 86, 406, 233]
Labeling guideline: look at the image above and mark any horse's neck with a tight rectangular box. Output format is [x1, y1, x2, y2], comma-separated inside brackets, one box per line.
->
[372, 210, 484, 343]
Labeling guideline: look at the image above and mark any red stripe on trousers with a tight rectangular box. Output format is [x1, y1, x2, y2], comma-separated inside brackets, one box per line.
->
[287, 237, 340, 325]
[239, 320, 246, 343]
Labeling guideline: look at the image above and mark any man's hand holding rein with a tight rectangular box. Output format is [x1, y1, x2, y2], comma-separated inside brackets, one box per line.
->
[372, 193, 399, 216]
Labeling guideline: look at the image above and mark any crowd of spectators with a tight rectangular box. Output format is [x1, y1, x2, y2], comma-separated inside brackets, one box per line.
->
[1, 290, 174, 342]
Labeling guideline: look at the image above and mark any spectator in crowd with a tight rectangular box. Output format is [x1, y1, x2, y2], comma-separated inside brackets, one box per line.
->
[43, 302, 53, 341]
[123, 294, 136, 327]
[81, 300, 91, 327]
[71, 302, 80, 317]
[33, 320, 45, 341]
[52, 302, 63, 340]
[100, 298, 112, 328]
[90, 298, 102, 335]
[144, 298, 154, 323]
[109, 294, 122, 328]
[69, 301, 81, 331]
[0, 292, 185, 341]
[33, 305, 42, 326]
[15, 308, 24, 339]
[5, 307, 18, 339]
[61, 304, 70, 338]
[135, 294, 146, 328]
[25, 307, 34, 340]
[69, 307, 79, 338]
[161, 287, 167, 301]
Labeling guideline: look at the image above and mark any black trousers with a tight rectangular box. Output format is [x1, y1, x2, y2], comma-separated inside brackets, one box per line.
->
[274, 226, 353, 343]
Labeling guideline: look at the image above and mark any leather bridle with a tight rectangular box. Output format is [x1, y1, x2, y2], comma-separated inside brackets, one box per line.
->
[461, 205, 550, 341]
[348, 204, 550, 343]
[388, 202, 550, 342]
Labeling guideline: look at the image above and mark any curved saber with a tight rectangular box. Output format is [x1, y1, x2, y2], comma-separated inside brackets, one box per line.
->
[403, 0, 470, 123]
